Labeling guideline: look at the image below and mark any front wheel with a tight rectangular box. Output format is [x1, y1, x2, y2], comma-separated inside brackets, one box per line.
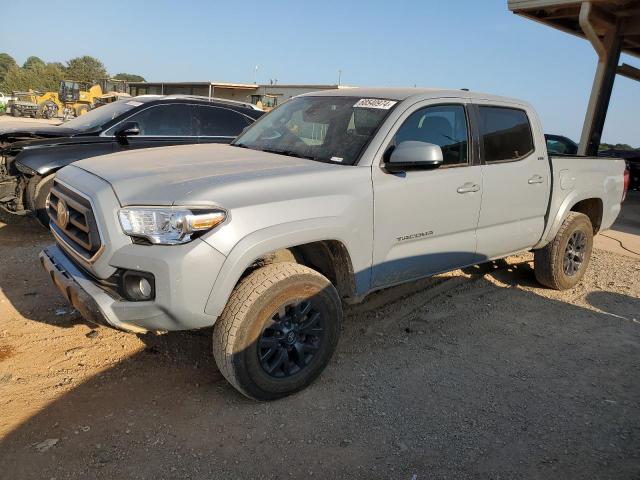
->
[212, 262, 342, 401]
[534, 212, 594, 290]
[27, 174, 55, 228]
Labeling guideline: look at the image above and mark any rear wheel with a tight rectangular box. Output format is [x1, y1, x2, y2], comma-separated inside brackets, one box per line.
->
[27, 174, 55, 228]
[212, 262, 342, 400]
[534, 212, 593, 290]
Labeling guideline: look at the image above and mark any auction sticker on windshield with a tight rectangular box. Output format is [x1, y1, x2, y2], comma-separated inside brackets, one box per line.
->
[354, 98, 397, 109]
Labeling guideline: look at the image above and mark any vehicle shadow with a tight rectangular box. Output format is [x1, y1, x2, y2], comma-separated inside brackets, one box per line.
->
[608, 190, 640, 236]
[0, 210, 87, 328]
[1, 253, 639, 479]
[586, 290, 640, 322]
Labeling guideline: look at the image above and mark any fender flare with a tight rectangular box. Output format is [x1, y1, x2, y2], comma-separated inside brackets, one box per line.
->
[203, 217, 361, 317]
[535, 188, 604, 249]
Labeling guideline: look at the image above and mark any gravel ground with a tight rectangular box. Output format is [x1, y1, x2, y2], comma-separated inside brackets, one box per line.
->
[0, 211, 638, 479]
[0, 113, 61, 126]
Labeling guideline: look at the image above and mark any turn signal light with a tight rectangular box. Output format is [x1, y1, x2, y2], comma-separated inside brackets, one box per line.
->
[187, 212, 226, 231]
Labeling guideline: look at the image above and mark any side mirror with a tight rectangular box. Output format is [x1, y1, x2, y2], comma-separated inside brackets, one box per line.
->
[115, 122, 140, 139]
[384, 141, 443, 173]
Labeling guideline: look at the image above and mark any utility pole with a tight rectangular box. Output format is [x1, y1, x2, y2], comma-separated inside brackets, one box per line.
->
[253, 65, 259, 85]
[338, 69, 342, 86]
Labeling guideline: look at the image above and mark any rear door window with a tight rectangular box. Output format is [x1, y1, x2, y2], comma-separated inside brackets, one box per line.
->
[194, 106, 252, 137]
[478, 106, 534, 163]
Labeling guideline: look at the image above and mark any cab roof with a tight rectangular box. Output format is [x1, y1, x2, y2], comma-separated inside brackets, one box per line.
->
[300, 87, 531, 107]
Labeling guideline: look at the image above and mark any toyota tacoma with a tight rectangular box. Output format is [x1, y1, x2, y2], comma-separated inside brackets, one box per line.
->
[39, 88, 627, 400]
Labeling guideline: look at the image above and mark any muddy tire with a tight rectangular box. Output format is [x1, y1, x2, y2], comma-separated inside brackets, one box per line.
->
[212, 262, 342, 401]
[534, 212, 593, 290]
[27, 174, 55, 228]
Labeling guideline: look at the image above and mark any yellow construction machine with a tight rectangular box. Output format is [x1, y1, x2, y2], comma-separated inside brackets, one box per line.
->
[250, 94, 278, 111]
[58, 80, 103, 117]
[35, 79, 130, 119]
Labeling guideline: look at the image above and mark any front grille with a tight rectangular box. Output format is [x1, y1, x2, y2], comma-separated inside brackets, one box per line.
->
[48, 180, 103, 262]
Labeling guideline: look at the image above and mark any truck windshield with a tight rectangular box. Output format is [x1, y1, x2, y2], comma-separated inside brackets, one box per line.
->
[232, 96, 397, 165]
[62, 100, 141, 132]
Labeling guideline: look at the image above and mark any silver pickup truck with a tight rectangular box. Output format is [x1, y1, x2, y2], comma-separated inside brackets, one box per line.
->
[39, 88, 628, 400]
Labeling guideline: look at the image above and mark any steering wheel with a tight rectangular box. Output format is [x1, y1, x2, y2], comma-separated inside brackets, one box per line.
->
[259, 127, 282, 141]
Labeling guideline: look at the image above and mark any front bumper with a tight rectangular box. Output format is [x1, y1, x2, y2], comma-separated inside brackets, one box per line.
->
[40, 245, 146, 333]
[40, 240, 226, 332]
[42, 167, 230, 332]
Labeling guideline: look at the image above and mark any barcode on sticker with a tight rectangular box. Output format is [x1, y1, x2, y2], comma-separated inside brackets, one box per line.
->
[354, 98, 397, 109]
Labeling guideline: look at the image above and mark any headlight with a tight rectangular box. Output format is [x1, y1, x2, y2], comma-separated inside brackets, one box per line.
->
[118, 207, 226, 245]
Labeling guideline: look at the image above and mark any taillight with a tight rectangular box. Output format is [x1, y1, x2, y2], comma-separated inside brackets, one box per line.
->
[622, 166, 630, 202]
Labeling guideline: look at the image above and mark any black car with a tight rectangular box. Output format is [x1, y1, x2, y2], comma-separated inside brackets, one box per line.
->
[544, 134, 578, 155]
[628, 158, 640, 191]
[545, 134, 639, 190]
[600, 148, 640, 191]
[0, 95, 264, 224]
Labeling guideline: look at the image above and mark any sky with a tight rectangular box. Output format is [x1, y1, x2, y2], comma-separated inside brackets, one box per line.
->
[1, 0, 638, 146]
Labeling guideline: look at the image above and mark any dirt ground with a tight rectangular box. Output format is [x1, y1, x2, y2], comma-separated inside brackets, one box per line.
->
[0, 202, 639, 479]
[0, 113, 61, 127]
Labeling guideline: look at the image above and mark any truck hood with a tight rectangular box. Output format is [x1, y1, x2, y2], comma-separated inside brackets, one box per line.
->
[0, 123, 78, 144]
[2, 132, 105, 164]
[71, 143, 341, 206]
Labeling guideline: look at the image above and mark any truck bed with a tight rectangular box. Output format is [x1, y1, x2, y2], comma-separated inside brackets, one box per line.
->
[537, 155, 626, 248]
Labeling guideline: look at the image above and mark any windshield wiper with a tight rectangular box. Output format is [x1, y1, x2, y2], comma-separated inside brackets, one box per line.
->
[260, 147, 319, 161]
[231, 142, 248, 148]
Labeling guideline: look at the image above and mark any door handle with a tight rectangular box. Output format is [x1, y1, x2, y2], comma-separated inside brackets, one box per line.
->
[457, 182, 480, 194]
[528, 175, 544, 184]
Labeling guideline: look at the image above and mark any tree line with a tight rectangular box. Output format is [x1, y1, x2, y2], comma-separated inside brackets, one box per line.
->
[599, 143, 637, 151]
[0, 53, 145, 93]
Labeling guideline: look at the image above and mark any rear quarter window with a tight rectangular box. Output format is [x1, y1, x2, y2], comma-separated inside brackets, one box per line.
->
[194, 106, 252, 137]
[479, 106, 535, 163]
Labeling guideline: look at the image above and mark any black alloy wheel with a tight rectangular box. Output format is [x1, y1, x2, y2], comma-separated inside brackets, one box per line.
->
[563, 230, 587, 276]
[257, 300, 325, 378]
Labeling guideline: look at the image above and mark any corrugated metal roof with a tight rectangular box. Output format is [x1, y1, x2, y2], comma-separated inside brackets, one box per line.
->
[128, 81, 257, 89]
[508, 0, 640, 58]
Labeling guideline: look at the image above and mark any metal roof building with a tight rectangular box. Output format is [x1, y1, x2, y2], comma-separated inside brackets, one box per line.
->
[128, 82, 258, 101]
[127, 81, 350, 108]
[509, 0, 640, 154]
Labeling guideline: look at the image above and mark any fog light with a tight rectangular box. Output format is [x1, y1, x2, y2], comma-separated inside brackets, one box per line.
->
[122, 271, 155, 301]
[138, 277, 152, 297]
